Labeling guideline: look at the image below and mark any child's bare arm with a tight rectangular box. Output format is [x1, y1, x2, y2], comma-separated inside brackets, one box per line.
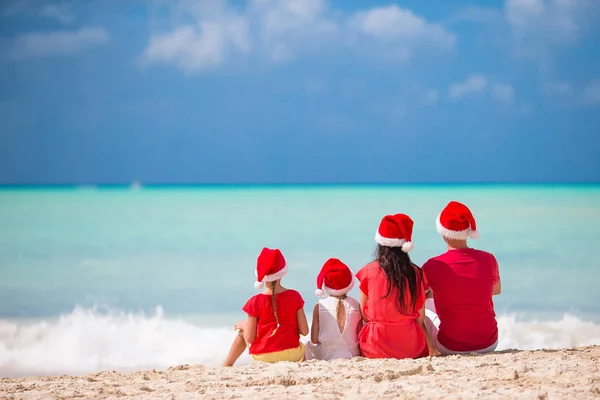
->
[310, 303, 320, 344]
[243, 316, 258, 344]
[296, 308, 309, 336]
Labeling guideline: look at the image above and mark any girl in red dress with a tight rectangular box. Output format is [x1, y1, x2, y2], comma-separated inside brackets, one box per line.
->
[355, 214, 437, 359]
[223, 247, 309, 366]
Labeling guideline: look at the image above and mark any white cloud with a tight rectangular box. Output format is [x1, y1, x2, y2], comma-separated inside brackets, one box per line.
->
[142, 1, 457, 73]
[543, 80, 600, 106]
[142, 13, 250, 73]
[506, 0, 544, 21]
[491, 83, 515, 103]
[448, 75, 516, 103]
[4, 1, 76, 24]
[253, 0, 336, 37]
[505, 0, 579, 42]
[504, 0, 599, 59]
[40, 4, 75, 25]
[582, 81, 600, 105]
[10, 27, 109, 59]
[250, 0, 338, 62]
[446, 1, 598, 63]
[449, 74, 488, 100]
[350, 5, 455, 49]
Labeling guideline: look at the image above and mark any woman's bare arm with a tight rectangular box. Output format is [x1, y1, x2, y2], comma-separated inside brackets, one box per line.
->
[359, 290, 369, 322]
[355, 314, 363, 336]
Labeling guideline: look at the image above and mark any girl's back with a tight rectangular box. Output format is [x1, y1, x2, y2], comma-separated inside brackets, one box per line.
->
[243, 289, 304, 355]
[307, 257, 361, 361]
[314, 296, 361, 359]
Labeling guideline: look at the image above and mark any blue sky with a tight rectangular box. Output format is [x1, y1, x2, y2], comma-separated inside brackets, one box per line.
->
[1, 0, 599, 184]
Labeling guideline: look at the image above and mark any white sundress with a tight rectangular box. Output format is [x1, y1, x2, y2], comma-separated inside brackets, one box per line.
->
[305, 296, 362, 360]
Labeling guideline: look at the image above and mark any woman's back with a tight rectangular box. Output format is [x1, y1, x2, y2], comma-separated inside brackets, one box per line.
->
[359, 262, 422, 323]
[356, 261, 427, 359]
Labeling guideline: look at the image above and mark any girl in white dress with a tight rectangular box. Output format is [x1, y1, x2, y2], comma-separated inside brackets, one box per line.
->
[305, 258, 363, 360]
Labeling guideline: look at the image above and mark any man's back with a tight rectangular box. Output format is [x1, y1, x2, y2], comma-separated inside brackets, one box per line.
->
[423, 248, 499, 352]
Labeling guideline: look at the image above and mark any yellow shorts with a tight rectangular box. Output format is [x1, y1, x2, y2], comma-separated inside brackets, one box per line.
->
[251, 343, 305, 363]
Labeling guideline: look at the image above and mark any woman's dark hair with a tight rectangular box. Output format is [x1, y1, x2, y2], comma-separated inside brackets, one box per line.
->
[375, 245, 423, 313]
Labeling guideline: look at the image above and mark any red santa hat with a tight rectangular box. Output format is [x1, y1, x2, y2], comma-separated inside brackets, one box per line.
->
[436, 201, 480, 240]
[315, 258, 354, 299]
[375, 214, 414, 253]
[254, 247, 288, 289]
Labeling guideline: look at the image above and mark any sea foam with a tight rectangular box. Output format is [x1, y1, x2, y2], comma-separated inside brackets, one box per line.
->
[0, 307, 598, 378]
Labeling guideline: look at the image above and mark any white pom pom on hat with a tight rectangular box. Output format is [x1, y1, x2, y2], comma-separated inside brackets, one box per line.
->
[401, 241, 414, 253]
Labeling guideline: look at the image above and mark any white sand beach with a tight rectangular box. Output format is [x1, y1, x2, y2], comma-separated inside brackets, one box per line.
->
[1, 345, 598, 399]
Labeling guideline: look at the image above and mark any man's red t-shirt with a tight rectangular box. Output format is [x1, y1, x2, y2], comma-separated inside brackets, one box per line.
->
[242, 290, 304, 355]
[422, 248, 500, 352]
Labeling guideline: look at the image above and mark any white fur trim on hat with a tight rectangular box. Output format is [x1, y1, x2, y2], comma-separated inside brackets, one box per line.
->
[436, 214, 477, 240]
[375, 233, 414, 252]
[375, 232, 406, 247]
[317, 280, 355, 299]
[254, 265, 288, 289]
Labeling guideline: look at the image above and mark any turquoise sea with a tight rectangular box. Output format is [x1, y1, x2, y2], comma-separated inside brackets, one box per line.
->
[1, 185, 599, 377]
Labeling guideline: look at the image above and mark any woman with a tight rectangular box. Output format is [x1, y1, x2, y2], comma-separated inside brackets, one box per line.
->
[356, 214, 437, 359]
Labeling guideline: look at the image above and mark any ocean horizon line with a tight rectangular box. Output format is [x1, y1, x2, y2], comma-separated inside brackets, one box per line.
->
[0, 182, 599, 191]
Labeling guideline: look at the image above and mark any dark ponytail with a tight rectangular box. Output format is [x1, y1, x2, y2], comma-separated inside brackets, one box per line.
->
[375, 245, 423, 313]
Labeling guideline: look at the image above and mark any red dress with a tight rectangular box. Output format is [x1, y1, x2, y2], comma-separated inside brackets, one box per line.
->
[355, 261, 428, 359]
[242, 289, 305, 355]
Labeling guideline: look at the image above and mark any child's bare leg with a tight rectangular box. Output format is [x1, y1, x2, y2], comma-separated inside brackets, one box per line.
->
[299, 352, 306, 362]
[222, 330, 247, 367]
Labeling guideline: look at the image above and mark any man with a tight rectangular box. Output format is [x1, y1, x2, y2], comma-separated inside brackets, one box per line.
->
[422, 201, 501, 355]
